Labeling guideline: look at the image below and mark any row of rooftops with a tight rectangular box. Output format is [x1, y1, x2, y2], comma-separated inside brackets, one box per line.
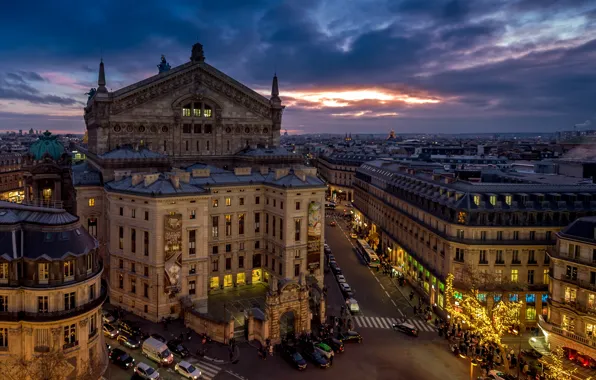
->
[358, 160, 596, 211]
[104, 166, 324, 196]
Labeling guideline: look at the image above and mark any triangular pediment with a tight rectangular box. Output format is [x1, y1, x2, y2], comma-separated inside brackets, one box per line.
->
[110, 62, 273, 119]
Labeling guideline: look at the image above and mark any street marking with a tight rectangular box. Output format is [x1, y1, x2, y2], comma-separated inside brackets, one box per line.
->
[354, 317, 438, 331]
[370, 317, 380, 328]
[185, 358, 222, 380]
[385, 291, 391, 298]
[391, 299, 397, 306]
[375, 277, 380, 283]
[378, 318, 390, 329]
[398, 309, 405, 317]
[379, 284, 385, 290]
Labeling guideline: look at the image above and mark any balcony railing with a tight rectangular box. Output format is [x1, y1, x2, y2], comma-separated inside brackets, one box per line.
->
[0, 280, 108, 322]
[546, 246, 596, 267]
[538, 315, 596, 350]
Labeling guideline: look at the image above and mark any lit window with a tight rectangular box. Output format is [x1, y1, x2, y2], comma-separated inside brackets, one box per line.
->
[38, 263, 49, 283]
[489, 195, 496, 206]
[0, 263, 8, 283]
[0, 328, 8, 348]
[225, 197, 231, 206]
[511, 269, 518, 282]
[88, 198, 95, 207]
[473, 195, 480, 206]
[505, 195, 512, 205]
[63, 261, 75, 281]
[212, 199, 219, 207]
[63, 324, 77, 346]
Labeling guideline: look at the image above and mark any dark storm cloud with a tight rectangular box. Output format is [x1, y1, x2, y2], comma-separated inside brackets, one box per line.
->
[0, 0, 594, 133]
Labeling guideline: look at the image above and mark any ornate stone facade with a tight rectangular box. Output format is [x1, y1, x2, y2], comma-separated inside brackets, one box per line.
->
[266, 278, 311, 343]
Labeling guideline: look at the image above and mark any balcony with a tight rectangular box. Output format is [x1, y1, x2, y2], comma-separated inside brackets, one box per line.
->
[538, 315, 596, 350]
[0, 280, 108, 322]
[546, 246, 596, 267]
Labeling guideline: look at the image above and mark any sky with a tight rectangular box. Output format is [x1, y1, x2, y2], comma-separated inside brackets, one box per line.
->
[0, 0, 595, 135]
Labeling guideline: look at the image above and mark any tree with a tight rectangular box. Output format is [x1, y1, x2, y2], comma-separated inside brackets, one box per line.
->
[545, 346, 577, 380]
[445, 271, 522, 365]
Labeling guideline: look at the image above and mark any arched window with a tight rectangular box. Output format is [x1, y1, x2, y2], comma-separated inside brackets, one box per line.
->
[182, 103, 191, 117]
[204, 104, 212, 118]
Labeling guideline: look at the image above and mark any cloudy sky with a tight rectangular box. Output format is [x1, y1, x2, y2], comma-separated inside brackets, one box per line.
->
[0, 0, 595, 134]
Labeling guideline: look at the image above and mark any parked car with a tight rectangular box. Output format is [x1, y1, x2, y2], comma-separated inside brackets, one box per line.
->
[150, 333, 167, 343]
[281, 344, 307, 370]
[117, 332, 141, 349]
[102, 310, 116, 324]
[134, 362, 160, 379]
[338, 331, 362, 343]
[327, 254, 335, 261]
[109, 348, 135, 369]
[329, 221, 337, 227]
[350, 232, 358, 239]
[340, 283, 354, 297]
[103, 323, 120, 338]
[119, 320, 144, 337]
[323, 337, 344, 353]
[300, 345, 329, 368]
[174, 360, 202, 379]
[336, 274, 346, 283]
[346, 298, 360, 314]
[313, 342, 334, 359]
[330, 264, 342, 275]
[167, 339, 190, 358]
[392, 322, 418, 337]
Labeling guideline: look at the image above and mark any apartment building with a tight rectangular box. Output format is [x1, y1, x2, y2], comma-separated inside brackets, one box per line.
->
[353, 160, 596, 328]
[541, 217, 596, 359]
[317, 154, 380, 202]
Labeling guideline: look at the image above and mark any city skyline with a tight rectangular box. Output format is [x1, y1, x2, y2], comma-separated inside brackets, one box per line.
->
[0, 0, 595, 135]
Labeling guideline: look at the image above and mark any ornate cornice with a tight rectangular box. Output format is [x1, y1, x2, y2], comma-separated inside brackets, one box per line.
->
[111, 64, 273, 119]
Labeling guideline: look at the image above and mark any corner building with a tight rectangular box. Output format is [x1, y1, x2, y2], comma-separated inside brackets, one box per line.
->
[0, 202, 107, 379]
[353, 160, 596, 328]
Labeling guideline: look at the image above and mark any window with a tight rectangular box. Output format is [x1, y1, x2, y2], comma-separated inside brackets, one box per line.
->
[0, 296, 7, 312]
[88, 198, 95, 207]
[189, 210, 196, 219]
[131, 277, 136, 294]
[189, 230, 196, 255]
[131, 229, 136, 253]
[272, 216, 276, 237]
[213, 199, 219, 207]
[456, 229, 464, 239]
[189, 280, 196, 295]
[295, 219, 301, 241]
[63, 324, 77, 346]
[226, 244, 231, 253]
[39, 263, 49, 283]
[569, 244, 580, 259]
[212, 216, 219, 238]
[545, 231, 552, 240]
[511, 269, 519, 282]
[253, 254, 261, 268]
[565, 287, 577, 304]
[89, 314, 97, 337]
[509, 293, 519, 302]
[279, 218, 283, 240]
[279, 263, 282, 275]
[255, 196, 260, 205]
[528, 270, 534, 284]
[0, 263, 7, 283]
[489, 195, 496, 206]
[118, 226, 124, 249]
[526, 306, 536, 321]
[239, 242, 245, 251]
[543, 269, 549, 284]
[512, 250, 519, 263]
[119, 259, 123, 269]
[144, 211, 149, 221]
[496, 250, 504, 263]
[480, 231, 486, 240]
[225, 215, 232, 236]
[479, 250, 487, 264]
[189, 264, 196, 275]
[239, 198, 244, 206]
[119, 207, 123, 216]
[118, 274, 123, 289]
[505, 195, 512, 205]
[183, 124, 191, 133]
[566, 265, 578, 280]
[255, 240, 260, 249]
[280, 201, 284, 210]
[63, 261, 75, 280]
[38, 296, 48, 313]
[87, 218, 97, 237]
[529, 231, 535, 240]
[296, 201, 301, 210]
[144, 283, 149, 298]
[206, 140, 210, 150]
[144, 231, 149, 256]
[239, 256, 244, 269]
[513, 231, 519, 240]
[496, 231, 503, 240]
[455, 248, 464, 262]
[212, 260, 219, 272]
[473, 195, 480, 206]
[225, 197, 231, 206]
[0, 328, 8, 348]
[273, 199, 276, 207]
[131, 209, 136, 218]
[64, 292, 76, 310]
[255, 213, 260, 233]
[295, 264, 300, 277]
[238, 214, 245, 235]
[295, 250, 300, 258]
[212, 246, 219, 254]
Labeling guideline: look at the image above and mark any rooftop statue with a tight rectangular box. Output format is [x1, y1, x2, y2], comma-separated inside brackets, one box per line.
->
[86, 88, 97, 101]
[157, 54, 171, 73]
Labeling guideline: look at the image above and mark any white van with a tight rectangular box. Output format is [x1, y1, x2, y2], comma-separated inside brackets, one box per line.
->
[142, 337, 174, 366]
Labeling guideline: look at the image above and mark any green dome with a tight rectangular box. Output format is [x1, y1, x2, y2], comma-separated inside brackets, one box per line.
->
[30, 131, 65, 160]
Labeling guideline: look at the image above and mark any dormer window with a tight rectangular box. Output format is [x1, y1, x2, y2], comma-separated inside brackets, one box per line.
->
[489, 195, 496, 206]
[473, 195, 480, 206]
[505, 195, 512, 205]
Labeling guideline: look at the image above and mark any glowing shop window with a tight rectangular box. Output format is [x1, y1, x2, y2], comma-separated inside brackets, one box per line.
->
[42, 188, 52, 201]
[210, 277, 219, 289]
[88, 198, 95, 207]
[237, 273, 246, 285]
[223, 274, 233, 288]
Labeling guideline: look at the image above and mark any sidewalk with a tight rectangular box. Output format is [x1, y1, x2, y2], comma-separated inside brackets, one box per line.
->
[104, 303, 240, 364]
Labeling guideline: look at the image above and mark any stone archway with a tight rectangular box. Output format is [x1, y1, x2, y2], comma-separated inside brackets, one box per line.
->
[279, 311, 296, 340]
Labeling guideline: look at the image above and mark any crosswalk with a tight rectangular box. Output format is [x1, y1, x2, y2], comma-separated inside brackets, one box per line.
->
[353, 316, 437, 332]
[184, 358, 222, 380]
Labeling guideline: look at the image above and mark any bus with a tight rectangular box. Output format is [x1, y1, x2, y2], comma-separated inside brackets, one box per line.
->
[363, 249, 381, 268]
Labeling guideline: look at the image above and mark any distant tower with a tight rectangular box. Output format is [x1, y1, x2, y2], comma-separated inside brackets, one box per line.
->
[270, 73, 284, 134]
[97, 59, 107, 94]
[387, 129, 397, 140]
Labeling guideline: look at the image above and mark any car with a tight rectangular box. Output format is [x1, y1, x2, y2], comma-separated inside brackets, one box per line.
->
[117, 332, 141, 349]
[313, 342, 334, 359]
[338, 331, 363, 343]
[300, 345, 329, 368]
[109, 348, 135, 369]
[327, 254, 335, 261]
[329, 221, 337, 227]
[119, 320, 144, 337]
[350, 233, 358, 239]
[340, 283, 354, 297]
[324, 244, 331, 252]
[102, 309, 116, 324]
[281, 344, 307, 370]
[134, 362, 160, 379]
[392, 322, 418, 337]
[150, 333, 167, 343]
[106, 342, 112, 351]
[174, 360, 202, 379]
[330, 264, 342, 275]
[323, 337, 344, 353]
[103, 323, 120, 338]
[328, 258, 337, 265]
[167, 339, 190, 358]
[575, 353, 596, 369]
[336, 274, 347, 283]
[488, 370, 517, 380]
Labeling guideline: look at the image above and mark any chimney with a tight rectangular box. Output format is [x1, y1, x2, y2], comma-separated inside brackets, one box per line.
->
[260, 167, 269, 175]
[144, 174, 160, 187]
[132, 174, 144, 186]
[274, 168, 289, 180]
[170, 175, 180, 189]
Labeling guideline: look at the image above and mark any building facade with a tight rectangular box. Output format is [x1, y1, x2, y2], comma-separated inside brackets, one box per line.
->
[540, 217, 596, 359]
[353, 160, 596, 328]
[0, 202, 107, 379]
[316, 154, 379, 202]
[0, 153, 24, 203]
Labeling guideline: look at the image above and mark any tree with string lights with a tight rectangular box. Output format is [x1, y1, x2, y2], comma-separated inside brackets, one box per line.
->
[445, 270, 522, 369]
[545, 346, 578, 380]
